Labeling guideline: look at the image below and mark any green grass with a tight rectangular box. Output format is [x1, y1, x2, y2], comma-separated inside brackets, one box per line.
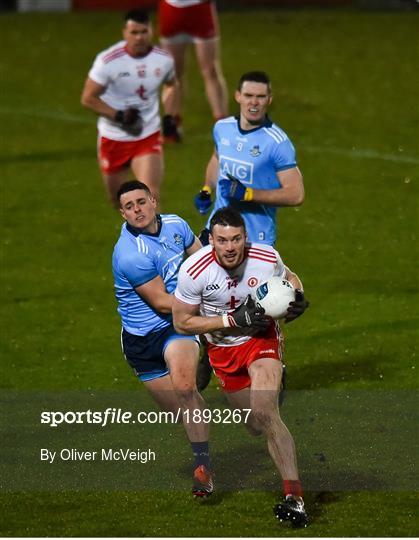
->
[0, 7, 418, 537]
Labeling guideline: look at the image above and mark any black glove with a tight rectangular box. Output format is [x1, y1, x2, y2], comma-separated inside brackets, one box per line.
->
[115, 108, 143, 136]
[227, 295, 271, 330]
[162, 114, 181, 142]
[284, 289, 309, 324]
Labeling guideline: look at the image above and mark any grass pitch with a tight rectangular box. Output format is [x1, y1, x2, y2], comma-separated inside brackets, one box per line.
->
[0, 7, 418, 537]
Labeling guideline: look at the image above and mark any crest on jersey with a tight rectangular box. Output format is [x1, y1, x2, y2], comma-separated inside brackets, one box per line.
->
[247, 277, 258, 287]
[173, 233, 183, 245]
[250, 145, 261, 157]
[137, 65, 146, 78]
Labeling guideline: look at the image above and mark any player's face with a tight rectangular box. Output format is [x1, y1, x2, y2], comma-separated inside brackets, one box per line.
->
[210, 225, 247, 270]
[123, 20, 152, 57]
[119, 189, 157, 232]
[235, 81, 272, 129]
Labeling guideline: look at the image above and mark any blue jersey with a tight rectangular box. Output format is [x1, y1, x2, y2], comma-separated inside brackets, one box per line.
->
[206, 116, 297, 245]
[112, 214, 195, 336]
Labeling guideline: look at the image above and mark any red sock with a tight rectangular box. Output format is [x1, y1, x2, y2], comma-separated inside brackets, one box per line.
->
[283, 479, 303, 498]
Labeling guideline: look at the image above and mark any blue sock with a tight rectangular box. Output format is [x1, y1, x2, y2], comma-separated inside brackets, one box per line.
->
[191, 441, 210, 468]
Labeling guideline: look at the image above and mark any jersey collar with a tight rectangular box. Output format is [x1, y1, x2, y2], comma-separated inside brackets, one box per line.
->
[236, 115, 273, 135]
[126, 215, 162, 237]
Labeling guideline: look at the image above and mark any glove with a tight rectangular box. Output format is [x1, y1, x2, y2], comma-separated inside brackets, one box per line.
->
[224, 295, 271, 330]
[284, 289, 309, 324]
[115, 108, 143, 136]
[194, 186, 212, 215]
[218, 173, 253, 202]
[162, 114, 181, 142]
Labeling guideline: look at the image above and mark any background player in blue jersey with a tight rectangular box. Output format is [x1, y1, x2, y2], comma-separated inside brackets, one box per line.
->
[194, 70, 304, 245]
[113, 180, 213, 497]
[193, 71, 305, 389]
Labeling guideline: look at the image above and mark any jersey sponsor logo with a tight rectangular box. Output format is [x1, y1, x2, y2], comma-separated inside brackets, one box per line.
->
[250, 145, 261, 157]
[247, 277, 258, 287]
[205, 284, 220, 291]
[173, 233, 183, 245]
[219, 155, 254, 184]
[258, 232, 265, 241]
[260, 349, 276, 355]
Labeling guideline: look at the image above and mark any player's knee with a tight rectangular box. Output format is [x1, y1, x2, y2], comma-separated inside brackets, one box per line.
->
[173, 385, 197, 406]
[252, 407, 275, 430]
[200, 63, 219, 82]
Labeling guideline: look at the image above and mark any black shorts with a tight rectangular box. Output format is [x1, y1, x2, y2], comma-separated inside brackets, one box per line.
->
[121, 326, 198, 382]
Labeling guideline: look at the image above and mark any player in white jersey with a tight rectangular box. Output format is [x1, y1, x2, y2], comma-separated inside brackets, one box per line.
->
[81, 10, 181, 208]
[158, 0, 228, 124]
[173, 207, 309, 528]
[194, 71, 305, 390]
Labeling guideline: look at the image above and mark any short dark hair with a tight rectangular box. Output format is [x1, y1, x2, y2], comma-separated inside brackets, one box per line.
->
[117, 180, 151, 204]
[237, 71, 271, 93]
[124, 10, 150, 25]
[209, 207, 246, 233]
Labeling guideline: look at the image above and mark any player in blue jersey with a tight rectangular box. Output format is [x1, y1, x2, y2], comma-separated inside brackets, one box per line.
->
[194, 70, 304, 245]
[113, 180, 213, 497]
[193, 71, 305, 389]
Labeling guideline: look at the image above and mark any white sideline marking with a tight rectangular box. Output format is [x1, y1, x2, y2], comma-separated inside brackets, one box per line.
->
[1, 107, 418, 164]
[304, 145, 419, 165]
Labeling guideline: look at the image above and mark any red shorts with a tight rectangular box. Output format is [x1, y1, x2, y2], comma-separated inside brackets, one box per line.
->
[158, 0, 219, 41]
[98, 131, 162, 175]
[207, 324, 284, 393]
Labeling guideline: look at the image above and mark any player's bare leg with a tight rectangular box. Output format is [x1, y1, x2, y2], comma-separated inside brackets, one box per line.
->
[164, 339, 209, 443]
[131, 153, 163, 210]
[160, 40, 187, 117]
[165, 339, 213, 497]
[195, 38, 228, 119]
[225, 387, 263, 436]
[102, 168, 130, 209]
[248, 358, 298, 479]
[143, 374, 183, 420]
[249, 358, 308, 527]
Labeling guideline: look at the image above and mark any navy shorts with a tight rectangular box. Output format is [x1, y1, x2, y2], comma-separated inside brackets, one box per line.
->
[121, 325, 199, 382]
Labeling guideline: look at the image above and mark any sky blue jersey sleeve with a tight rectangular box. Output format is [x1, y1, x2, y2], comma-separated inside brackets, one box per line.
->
[181, 218, 196, 250]
[119, 253, 158, 289]
[272, 138, 297, 172]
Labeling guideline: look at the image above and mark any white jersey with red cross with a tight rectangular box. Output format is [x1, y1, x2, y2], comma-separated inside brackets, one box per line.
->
[175, 243, 286, 347]
[88, 42, 175, 141]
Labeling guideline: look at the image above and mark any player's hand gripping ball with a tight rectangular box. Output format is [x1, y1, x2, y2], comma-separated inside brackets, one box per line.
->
[254, 277, 296, 320]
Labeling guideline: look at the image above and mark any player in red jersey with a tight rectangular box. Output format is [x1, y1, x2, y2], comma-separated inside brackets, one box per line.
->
[158, 0, 228, 127]
[173, 207, 309, 528]
[81, 10, 181, 207]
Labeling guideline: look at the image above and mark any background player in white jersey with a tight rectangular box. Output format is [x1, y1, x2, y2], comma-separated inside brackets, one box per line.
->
[112, 180, 213, 497]
[194, 71, 305, 389]
[173, 207, 309, 528]
[194, 70, 304, 245]
[158, 0, 228, 126]
[81, 10, 181, 208]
